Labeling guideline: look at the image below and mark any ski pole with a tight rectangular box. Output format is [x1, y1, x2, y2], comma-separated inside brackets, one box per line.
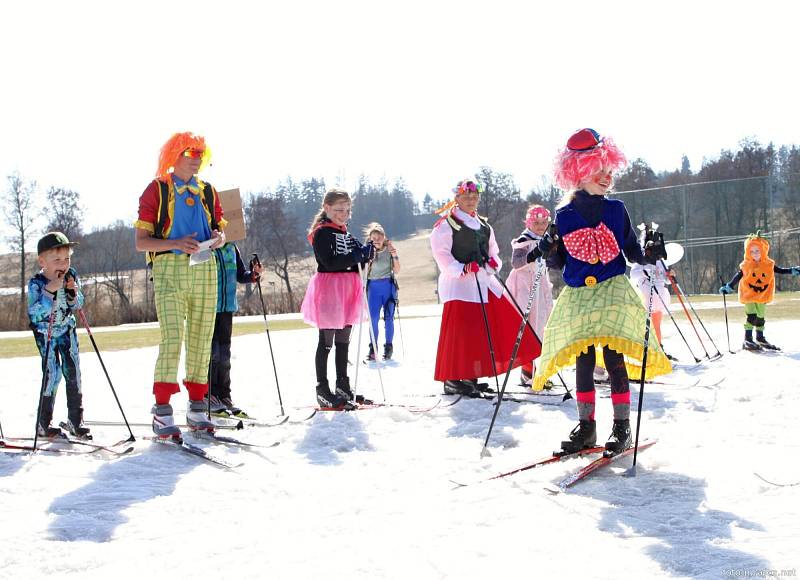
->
[251, 254, 285, 416]
[32, 295, 59, 452]
[474, 271, 502, 397]
[628, 267, 658, 473]
[481, 257, 546, 457]
[390, 272, 405, 359]
[719, 275, 733, 354]
[645, 269, 701, 363]
[355, 261, 386, 402]
[76, 308, 135, 442]
[661, 263, 712, 360]
[662, 263, 722, 359]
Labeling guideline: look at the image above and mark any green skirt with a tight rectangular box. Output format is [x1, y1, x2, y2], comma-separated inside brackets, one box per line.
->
[532, 275, 672, 390]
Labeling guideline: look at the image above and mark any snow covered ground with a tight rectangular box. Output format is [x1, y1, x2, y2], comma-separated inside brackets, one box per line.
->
[1, 310, 799, 580]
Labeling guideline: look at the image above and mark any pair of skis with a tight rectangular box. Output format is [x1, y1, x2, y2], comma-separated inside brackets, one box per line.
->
[452, 439, 657, 491]
[0, 432, 135, 457]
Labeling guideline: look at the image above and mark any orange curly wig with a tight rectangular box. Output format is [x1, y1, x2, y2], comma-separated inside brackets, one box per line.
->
[156, 132, 212, 179]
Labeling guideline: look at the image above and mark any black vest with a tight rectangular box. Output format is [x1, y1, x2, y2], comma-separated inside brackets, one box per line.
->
[447, 213, 490, 265]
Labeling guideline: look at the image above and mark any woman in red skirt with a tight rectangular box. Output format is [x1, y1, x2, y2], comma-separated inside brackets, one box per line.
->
[430, 178, 541, 396]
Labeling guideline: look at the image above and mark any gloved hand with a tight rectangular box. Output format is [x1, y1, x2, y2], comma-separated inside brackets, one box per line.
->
[487, 257, 499, 270]
[719, 283, 734, 295]
[462, 261, 480, 275]
[538, 225, 558, 256]
[63, 272, 77, 302]
[792, 266, 800, 276]
[643, 245, 660, 265]
[357, 242, 375, 264]
[526, 246, 543, 263]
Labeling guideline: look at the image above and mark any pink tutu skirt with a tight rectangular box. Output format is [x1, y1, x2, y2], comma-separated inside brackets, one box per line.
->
[301, 272, 366, 329]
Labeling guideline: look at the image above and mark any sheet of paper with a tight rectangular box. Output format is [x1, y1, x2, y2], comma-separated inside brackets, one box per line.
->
[189, 238, 216, 266]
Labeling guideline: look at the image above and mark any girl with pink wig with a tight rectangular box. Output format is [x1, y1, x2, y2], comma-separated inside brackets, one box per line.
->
[528, 129, 671, 455]
[505, 204, 554, 386]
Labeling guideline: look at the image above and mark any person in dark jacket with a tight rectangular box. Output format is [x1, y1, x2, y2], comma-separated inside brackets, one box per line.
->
[206, 242, 263, 418]
[300, 188, 374, 407]
[529, 128, 671, 455]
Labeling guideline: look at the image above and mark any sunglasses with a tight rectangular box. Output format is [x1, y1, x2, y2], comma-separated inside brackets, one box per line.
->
[182, 148, 204, 159]
[457, 181, 484, 195]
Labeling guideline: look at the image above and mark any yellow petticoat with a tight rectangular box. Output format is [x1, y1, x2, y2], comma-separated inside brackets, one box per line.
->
[532, 274, 672, 390]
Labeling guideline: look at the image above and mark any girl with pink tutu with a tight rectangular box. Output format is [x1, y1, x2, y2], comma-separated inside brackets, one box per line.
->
[506, 204, 554, 386]
[301, 189, 374, 407]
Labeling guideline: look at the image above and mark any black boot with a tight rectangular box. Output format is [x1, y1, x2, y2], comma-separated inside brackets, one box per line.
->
[755, 331, 779, 350]
[605, 419, 632, 454]
[336, 377, 372, 405]
[37, 396, 62, 438]
[66, 410, 92, 440]
[383, 343, 393, 361]
[66, 392, 92, 439]
[316, 380, 346, 408]
[743, 329, 762, 351]
[443, 379, 481, 397]
[560, 420, 597, 453]
[365, 343, 376, 362]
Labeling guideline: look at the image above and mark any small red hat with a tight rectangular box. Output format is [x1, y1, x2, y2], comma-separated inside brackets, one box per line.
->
[566, 128, 603, 152]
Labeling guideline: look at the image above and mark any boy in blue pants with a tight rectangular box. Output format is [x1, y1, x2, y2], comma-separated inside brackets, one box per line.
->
[28, 232, 91, 439]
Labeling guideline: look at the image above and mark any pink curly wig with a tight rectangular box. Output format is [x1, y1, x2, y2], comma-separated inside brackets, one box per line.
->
[553, 130, 627, 191]
[156, 132, 212, 179]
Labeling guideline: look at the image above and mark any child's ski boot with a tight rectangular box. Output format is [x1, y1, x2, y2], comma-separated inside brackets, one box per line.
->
[383, 343, 393, 361]
[336, 377, 372, 405]
[316, 380, 348, 408]
[755, 332, 780, 351]
[605, 419, 632, 455]
[560, 420, 597, 453]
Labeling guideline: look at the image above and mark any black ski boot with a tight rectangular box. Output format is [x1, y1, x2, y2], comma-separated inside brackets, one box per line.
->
[443, 379, 481, 397]
[65, 409, 92, 440]
[383, 343, 393, 361]
[37, 396, 62, 438]
[605, 419, 632, 455]
[755, 331, 780, 351]
[316, 380, 347, 408]
[336, 377, 372, 405]
[365, 344, 376, 362]
[560, 420, 597, 453]
[743, 329, 762, 351]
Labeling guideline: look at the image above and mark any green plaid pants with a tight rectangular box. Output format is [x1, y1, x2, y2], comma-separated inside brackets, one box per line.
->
[152, 253, 218, 385]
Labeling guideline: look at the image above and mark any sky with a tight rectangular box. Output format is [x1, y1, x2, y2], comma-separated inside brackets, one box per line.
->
[1, 0, 799, 242]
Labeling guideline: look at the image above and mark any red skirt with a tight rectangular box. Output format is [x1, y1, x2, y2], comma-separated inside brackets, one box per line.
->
[434, 293, 542, 381]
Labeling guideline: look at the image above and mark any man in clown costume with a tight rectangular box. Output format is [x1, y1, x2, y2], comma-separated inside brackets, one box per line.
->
[720, 232, 799, 351]
[135, 132, 226, 438]
[528, 128, 672, 454]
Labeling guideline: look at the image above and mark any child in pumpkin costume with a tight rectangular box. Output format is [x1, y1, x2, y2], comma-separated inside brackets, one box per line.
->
[719, 233, 799, 351]
[528, 129, 672, 454]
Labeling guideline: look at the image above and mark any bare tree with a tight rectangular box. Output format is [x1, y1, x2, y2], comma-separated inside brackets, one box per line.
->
[42, 186, 84, 241]
[3, 173, 38, 311]
[246, 192, 305, 311]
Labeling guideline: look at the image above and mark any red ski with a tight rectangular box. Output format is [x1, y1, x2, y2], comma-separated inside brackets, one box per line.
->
[551, 439, 658, 492]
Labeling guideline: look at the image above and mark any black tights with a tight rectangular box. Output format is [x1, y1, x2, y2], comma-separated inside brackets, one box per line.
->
[315, 327, 353, 384]
[575, 345, 629, 395]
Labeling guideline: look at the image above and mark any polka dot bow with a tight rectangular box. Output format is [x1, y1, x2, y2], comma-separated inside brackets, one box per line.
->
[562, 222, 620, 265]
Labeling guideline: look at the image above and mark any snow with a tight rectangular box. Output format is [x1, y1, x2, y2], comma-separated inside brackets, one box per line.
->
[1, 311, 799, 580]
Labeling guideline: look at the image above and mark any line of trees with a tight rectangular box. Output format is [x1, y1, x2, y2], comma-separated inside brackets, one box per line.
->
[3, 138, 800, 330]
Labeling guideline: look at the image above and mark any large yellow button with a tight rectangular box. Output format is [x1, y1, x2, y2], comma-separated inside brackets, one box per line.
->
[589, 256, 599, 264]
[585, 276, 597, 286]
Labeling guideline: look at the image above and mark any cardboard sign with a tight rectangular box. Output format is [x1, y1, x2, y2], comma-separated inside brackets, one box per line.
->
[218, 188, 246, 242]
